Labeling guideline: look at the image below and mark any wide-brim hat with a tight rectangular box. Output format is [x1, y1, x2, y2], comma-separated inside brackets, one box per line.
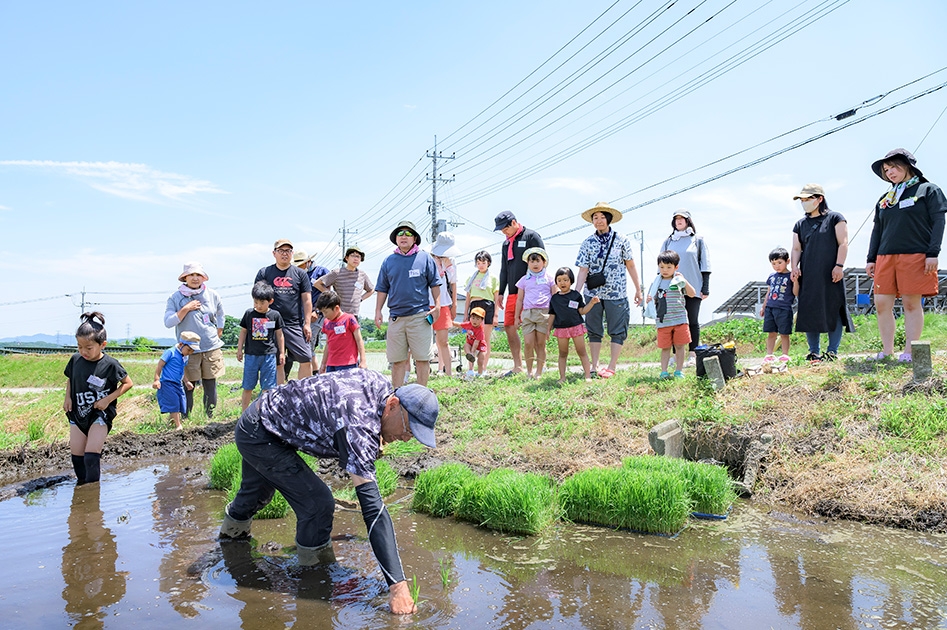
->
[581, 201, 623, 224]
[522, 246, 548, 263]
[390, 220, 422, 245]
[871, 148, 925, 182]
[178, 262, 208, 283]
[431, 231, 462, 257]
[344, 246, 365, 261]
[792, 183, 825, 200]
[395, 384, 438, 448]
[292, 249, 310, 265]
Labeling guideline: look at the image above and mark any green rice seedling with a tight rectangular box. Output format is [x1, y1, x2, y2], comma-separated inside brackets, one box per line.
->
[622, 455, 737, 516]
[225, 470, 290, 519]
[375, 460, 399, 498]
[409, 574, 420, 603]
[454, 468, 557, 535]
[412, 462, 477, 517]
[382, 440, 426, 457]
[209, 443, 242, 490]
[439, 556, 452, 588]
[26, 418, 45, 442]
[560, 467, 691, 535]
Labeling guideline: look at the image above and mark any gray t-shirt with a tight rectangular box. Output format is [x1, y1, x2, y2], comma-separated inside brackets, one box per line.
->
[660, 233, 710, 294]
[317, 267, 374, 315]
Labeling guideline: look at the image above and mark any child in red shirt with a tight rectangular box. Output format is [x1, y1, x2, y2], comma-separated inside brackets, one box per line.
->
[316, 291, 367, 373]
[455, 307, 488, 376]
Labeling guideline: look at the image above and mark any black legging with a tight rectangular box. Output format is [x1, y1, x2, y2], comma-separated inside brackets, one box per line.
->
[684, 295, 702, 352]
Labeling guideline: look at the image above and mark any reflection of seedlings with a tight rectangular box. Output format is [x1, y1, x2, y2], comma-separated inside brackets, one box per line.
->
[409, 574, 420, 603]
[439, 556, 452, 587]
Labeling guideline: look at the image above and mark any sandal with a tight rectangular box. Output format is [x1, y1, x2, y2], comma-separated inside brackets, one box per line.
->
[897, 352, 912, 363]
[778, 354, 790, 363]
[762, 354, 776, 363]
[597, 367, 615, 379]
[869, 352, 888, 361]
[659, 371, 671, 380]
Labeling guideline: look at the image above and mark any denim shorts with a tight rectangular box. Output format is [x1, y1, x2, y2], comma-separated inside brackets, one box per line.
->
[242, 353, 277, 391]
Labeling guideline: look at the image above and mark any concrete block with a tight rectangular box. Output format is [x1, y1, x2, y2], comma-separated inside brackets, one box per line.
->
[911, 341, 932, 381]
[703, 355, 727, 391]
[648, 419, 683, 458]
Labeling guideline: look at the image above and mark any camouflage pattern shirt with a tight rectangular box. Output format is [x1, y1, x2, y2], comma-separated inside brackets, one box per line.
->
[259, 369, 393, 481]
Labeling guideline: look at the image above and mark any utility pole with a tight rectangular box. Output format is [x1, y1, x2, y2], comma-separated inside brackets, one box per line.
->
[426, 135, 455, 242]
[338, 222, 358, 265]
[631, 230, 646, 323]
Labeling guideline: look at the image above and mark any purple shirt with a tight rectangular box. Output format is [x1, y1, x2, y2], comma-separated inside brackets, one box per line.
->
[515, 271, 556, 310]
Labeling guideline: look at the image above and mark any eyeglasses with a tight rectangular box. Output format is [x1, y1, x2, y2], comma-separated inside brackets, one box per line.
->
[400, 406, 411, 436]
[396, 230, 414, 237]
[275, 248, 293, 254]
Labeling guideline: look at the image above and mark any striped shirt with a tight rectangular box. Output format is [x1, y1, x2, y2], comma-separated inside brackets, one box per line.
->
[316, 267, 374, 316]
[655, 277, 688, 328]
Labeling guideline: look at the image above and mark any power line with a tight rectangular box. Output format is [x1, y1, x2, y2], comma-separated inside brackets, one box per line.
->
[540, 77, 947, 242]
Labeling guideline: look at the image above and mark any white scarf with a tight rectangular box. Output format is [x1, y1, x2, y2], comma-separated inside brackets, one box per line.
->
[465, 270, 492, 294]
[670, 228, 694, 241]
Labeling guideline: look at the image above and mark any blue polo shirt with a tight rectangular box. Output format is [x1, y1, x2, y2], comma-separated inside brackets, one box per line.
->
[376, 250, 441, 318]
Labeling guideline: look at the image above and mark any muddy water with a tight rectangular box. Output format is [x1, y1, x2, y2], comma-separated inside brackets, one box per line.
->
[2, 459, 945, 629]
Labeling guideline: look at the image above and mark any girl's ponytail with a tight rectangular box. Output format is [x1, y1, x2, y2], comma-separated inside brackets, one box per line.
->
[76, 311, 108, 343]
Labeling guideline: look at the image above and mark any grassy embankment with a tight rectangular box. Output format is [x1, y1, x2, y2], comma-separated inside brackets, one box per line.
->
[2, 314, 946, 529]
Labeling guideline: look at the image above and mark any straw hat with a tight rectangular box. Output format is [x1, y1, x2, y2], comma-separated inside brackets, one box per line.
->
[581, 201, 623, 224]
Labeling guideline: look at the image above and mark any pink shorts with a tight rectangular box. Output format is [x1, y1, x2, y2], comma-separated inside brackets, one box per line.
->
[553, 324, 587, 339]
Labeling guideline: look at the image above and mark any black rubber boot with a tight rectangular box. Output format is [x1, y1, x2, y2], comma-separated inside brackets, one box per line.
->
[83, 452, 101, 483]
[71, 454, 86, 484]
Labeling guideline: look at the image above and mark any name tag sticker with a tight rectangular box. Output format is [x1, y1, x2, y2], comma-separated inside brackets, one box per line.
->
[408, 269, 421, 278]
[202, 313, 211, 325]
[518, 240, 526, 247]
[536, 277, 545, 285]
[87, 375, 105, 388]
[568, 300, 579, 309]
[355, 281, 362, 288]
[334, 325, 346, 335]
[899, 197, 915, 208]
[264, 321, 276, 329]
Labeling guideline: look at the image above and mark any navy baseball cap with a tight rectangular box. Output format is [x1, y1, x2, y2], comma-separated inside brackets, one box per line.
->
[493, 211, 516, 231]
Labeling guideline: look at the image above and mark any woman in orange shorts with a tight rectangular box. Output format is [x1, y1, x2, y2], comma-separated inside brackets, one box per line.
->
[866, 149, 946, 361]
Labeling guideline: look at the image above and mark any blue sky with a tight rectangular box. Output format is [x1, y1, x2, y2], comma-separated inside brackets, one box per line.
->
[2, 0, 946, 340]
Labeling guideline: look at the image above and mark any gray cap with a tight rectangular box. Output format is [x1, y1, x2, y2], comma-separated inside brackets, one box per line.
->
[395, 384, 438, 448]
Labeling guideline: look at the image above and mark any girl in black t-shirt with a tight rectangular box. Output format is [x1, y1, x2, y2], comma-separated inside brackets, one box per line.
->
[63, 312, 133, 484]
[546, 267, 599, 383]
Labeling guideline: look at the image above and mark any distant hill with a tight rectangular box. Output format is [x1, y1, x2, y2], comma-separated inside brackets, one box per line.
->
[0, 334, 176, 347]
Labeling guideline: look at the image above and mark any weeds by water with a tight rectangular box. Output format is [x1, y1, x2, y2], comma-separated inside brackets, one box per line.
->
[439, 556, 452, 588]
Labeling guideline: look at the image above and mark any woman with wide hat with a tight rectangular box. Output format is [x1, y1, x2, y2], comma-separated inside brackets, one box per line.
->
[865, 149, 946, 361]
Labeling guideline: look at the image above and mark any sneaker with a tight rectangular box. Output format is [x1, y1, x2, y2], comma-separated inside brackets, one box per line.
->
[778, 354, 791, 363]
[659, 371, 671, 379]
[673, 370, 684, 379]
[821, 351, 837, 362]
[763, 354, 776, 363]
[805, 353, 822, 363]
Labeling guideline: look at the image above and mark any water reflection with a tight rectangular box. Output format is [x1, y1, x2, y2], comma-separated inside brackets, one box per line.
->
[60, 484, 127, 629]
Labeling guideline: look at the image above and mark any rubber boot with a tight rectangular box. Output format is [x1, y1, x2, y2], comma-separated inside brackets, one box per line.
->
[295, 540, 336, 566]
[203, 378, 217, 418]
[220, 503, 252, 539]
[71, 454, 86, 484]
[83, 452, 101, 483]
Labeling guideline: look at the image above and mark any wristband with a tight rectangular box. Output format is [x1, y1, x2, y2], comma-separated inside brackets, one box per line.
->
[834, 264, 843, 268]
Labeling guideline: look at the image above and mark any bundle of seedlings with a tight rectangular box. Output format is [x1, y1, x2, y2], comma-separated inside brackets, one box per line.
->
[559, 466, 691, 535]
[622, 455, 737, 516]
[455, 468, 557, 535]
[412, 462, 477, 517]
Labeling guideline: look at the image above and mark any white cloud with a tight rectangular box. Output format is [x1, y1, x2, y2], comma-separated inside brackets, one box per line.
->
[403, 104, 417, 110]
[0, 160, 227, 204]
[0, 204, 10, 211]
[538, 177, 610, 196]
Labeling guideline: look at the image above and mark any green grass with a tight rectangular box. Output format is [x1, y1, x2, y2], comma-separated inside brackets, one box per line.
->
[559, 467, 691, 535]
[412, 462, 477, 517]
[455, 468, 557, 535]
[382, 440, 427, 457]
[879, 394, 947, 450]
[622, 455, 737, 515]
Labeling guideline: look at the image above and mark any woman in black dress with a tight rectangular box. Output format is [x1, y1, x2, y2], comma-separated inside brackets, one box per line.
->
[790, 184, 853, 361]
